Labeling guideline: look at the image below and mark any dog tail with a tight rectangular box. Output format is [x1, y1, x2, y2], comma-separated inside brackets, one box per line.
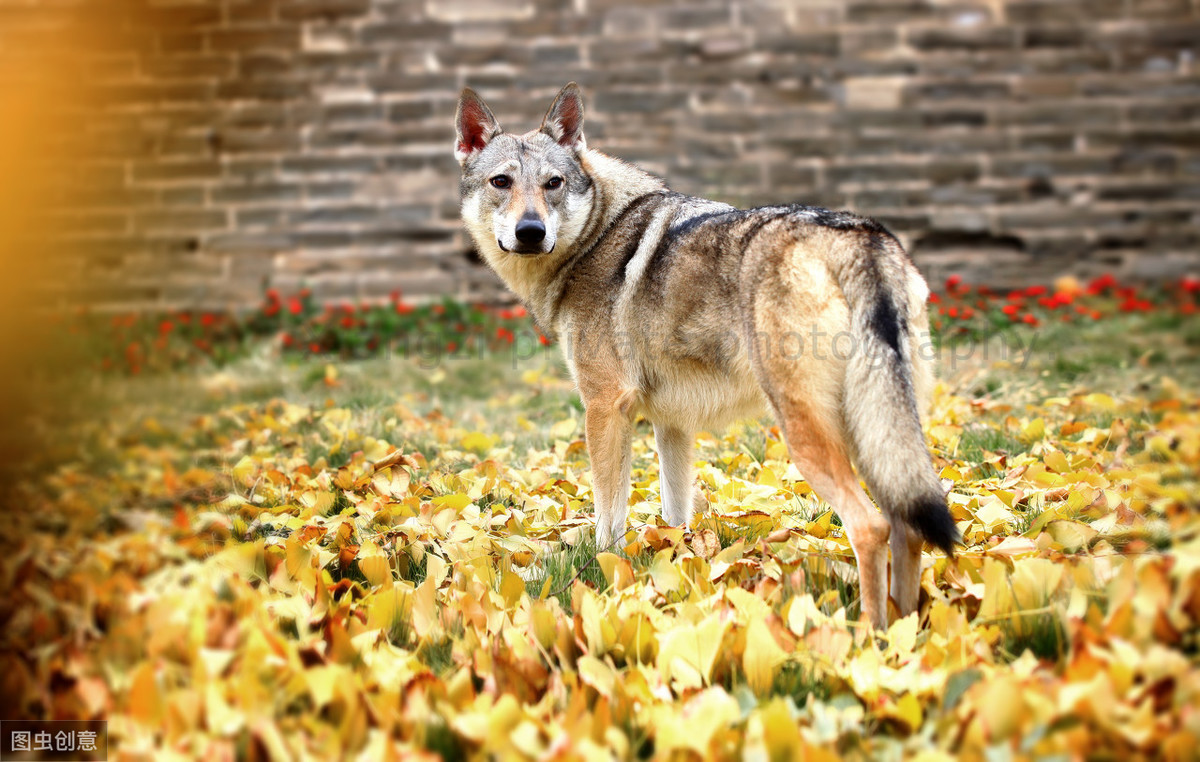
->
[837, 230, 960, 556]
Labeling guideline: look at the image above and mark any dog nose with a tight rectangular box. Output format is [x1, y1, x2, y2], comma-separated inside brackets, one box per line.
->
[515, 217, 546, 245]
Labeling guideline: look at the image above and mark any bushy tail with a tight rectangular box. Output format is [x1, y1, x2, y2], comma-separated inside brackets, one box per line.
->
[837, 235, 960, 556]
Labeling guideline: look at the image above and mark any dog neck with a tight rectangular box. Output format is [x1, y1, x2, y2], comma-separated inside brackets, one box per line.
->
[479, 149, 665, 332]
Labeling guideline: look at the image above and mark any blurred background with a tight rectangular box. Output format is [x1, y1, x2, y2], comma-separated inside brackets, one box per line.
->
[2, 0, 1199, 317]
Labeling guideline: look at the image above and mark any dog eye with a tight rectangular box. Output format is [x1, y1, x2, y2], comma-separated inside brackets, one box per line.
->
[545, 177, 563, 190]
[490, 176, 511, 189]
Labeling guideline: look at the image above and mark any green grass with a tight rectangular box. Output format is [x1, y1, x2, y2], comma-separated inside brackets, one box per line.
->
[523, 531, 607, 612]
[1001, 610, 1068, 663]
[957, 424, 1026, 462]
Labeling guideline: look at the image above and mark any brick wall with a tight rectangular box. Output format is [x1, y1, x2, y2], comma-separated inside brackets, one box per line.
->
[11, 0, 1200, 311]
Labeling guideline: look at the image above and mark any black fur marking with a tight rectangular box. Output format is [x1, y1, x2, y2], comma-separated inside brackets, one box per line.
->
[905, 493, 961, 557]
[667, 209, 737, 239]
[547, 192, 663, 324]
[612, 228, 648, 283]
[869, 292, 902, 354]
[642, 234, 675, 287]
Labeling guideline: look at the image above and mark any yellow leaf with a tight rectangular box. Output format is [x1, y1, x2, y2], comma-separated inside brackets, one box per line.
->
[648, 549, 683, 595]
[743, 617, 788, 696]
[657, 615, 728, 689]
[1043, 450, 1071, 473]
[596, 552, 634, 590]
[499, 568, 525, 609]
[1081, 392, 1116, 411]
[974, 498, 1015, 533]
[358, 555, 391, 587]
[432, 493, 473, 511]
[460, 431, 496, 454]
[753, 698, 804, 761]
[127, 662, 164, 727]
[578, 590, 616, 655]
[756, 465, 782, 488]
[1021, 417, 1045, 442]
[411, 576, 438, 638]
[879, 691, 923, 732]
[232, 455, 256, 486]
[306, 664, 341, 708]
[550, 417, 578, 440]
[577, 656, 615, 700]
[1044, 520, 1097, 552]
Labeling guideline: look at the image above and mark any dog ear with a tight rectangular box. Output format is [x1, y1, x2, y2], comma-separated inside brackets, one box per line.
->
[540, 82, 586, 152]
[455, 88, 500, 164]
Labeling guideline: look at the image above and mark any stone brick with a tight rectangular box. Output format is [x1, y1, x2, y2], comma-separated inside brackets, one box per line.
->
[212, 183, 304, 204]
[132, 161, 222, 183]
[278, 0, 372, 21]
[360, 22, 452, 45]
[136, 209, 229, 233]
[22, 0, 1200, 312]
[208, 28, 302, 52]
[907, 26, 1017, 51]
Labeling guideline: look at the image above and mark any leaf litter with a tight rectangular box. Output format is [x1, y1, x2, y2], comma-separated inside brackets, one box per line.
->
[4, 322, 1200, 761]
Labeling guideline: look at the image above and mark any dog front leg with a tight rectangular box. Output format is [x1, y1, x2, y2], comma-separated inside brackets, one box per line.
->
[653, 423, 694, 527]
[586, 400, 633, 550]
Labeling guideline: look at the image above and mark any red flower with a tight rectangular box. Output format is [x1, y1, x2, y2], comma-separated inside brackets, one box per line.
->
[512, 305, 527, 318]
[396, 302, 414, 315]
[281, 333, 295, 347]
[264, 302, 280, 317]
[1024, 285, 1047, 297]
[309, 342, 321, 353]
[288, 298, 303, 315]
[1182, 276, 1200, 294]
[538, 334, 551, 346]
[1022, 314, 1039, 326]
[1002, 304, 1020, 317]
[432, 304, 446, 316]
[1006, 290, 1023, 301]
[961, 307, 975, 320]
[929, 292, 942, 304]
[1182, 303, 1197, 314]
[947, 307, 959, 319]
[340, 315, 356, 329]
[1087, 273, 1116, 295]
[390, 289, 401, 302]
[446, 341, 459, 353]
[945, 274, 963, 292]
[158, 320, 174, 335]
[266, 288, 280, 302]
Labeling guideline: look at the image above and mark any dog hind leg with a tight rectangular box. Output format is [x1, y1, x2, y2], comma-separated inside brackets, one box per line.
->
[889, 515, 923, 617]
[777, 402, 891, 631]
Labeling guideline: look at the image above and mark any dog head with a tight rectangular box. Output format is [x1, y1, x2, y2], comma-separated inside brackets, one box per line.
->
[454, 83, 593, 259]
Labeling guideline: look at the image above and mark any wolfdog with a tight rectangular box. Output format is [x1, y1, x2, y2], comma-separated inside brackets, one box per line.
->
[454, 83, 958, 629]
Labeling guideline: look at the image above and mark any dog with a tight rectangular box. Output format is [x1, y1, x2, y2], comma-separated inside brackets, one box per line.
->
[453, 83, 958, 629]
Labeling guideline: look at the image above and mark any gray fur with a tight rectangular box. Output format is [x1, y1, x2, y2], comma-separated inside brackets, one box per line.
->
[454, 83, 959, 630]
